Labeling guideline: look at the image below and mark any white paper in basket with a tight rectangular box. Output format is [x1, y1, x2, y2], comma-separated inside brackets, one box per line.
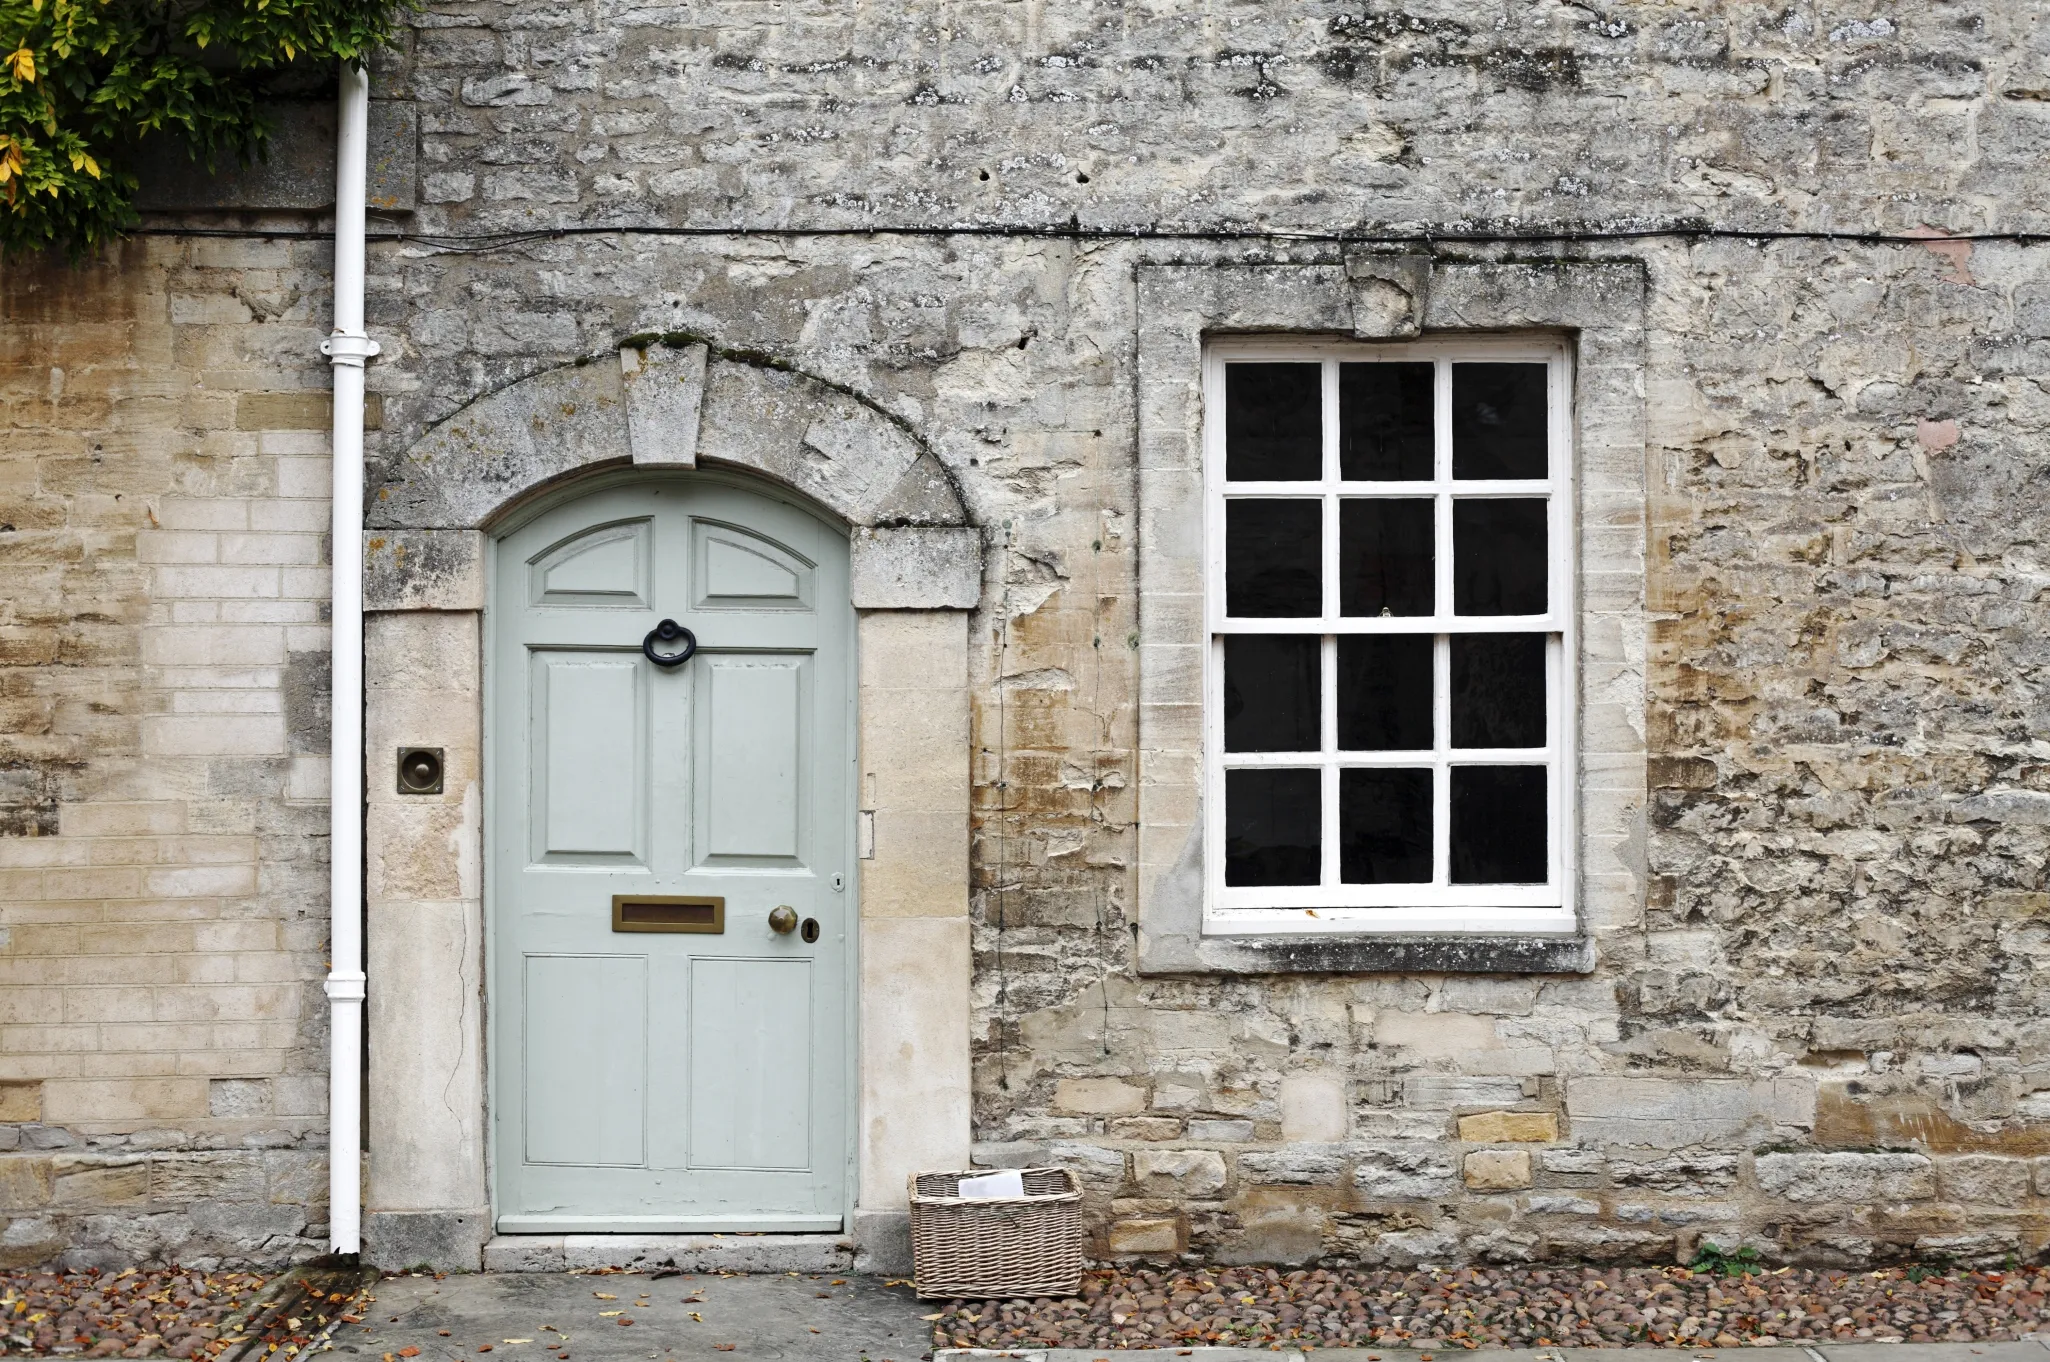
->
[954, 1169, 1026, 1199]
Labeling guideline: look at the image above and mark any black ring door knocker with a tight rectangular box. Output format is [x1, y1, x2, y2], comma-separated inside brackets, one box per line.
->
[642, 618, 697, 668]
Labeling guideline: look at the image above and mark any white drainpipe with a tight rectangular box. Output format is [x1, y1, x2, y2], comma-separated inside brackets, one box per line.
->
[320, 60, 377, 1258]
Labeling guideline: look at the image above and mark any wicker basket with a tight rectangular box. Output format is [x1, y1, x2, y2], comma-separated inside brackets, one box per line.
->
[907, 1166, 1084, 1300]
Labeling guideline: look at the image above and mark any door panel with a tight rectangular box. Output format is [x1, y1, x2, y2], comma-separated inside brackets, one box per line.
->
[523, 954, 648, 1166]
[491, 477, 853, 1232]
[531, 518, 652, 607]
[702, 656, 804, 861]
[688, 957, 812, 1170]
[533, 653, 645, 861]
[697, 521, 812, 608]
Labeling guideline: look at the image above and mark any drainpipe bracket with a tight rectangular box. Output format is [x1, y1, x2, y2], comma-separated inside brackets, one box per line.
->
[323, 971, 367, 1002]
[321, 332, 382, 367]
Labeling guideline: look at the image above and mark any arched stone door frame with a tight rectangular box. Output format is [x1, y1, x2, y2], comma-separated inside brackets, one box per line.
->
[358, 339, 980, 1271]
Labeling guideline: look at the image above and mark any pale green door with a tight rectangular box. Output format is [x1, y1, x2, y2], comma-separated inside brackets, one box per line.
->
[490, 476, 853, 1232]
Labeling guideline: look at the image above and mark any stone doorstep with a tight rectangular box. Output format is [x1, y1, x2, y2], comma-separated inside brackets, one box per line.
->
[481, 1232, 855, 1273]
[934, 1348, 2050, 1362]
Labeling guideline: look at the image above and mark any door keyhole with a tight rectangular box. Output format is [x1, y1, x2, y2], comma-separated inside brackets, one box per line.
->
[800, 918, 820, 944]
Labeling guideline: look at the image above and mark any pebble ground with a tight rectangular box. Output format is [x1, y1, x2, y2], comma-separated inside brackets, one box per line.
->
[930, 1265, 2050, 1352]
[0, 1269, 267, 1357]
[1, 1267, 369, 1362]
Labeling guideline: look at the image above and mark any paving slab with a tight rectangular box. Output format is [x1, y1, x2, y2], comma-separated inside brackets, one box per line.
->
[337, 1270, 933, 1362]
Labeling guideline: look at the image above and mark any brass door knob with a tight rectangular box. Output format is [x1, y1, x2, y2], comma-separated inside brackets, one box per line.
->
[768, 905, 798, 934]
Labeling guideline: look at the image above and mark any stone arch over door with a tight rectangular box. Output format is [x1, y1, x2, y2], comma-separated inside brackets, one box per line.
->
[358, 341, 981, 1272]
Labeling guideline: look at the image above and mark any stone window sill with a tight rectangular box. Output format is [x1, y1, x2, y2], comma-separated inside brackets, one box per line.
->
[1136, 925, 1595, 976]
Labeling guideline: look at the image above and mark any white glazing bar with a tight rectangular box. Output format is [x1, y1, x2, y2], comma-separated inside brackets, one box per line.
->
[1214, 614, 1564, 633]
[1322, 634, 1339, 887]
[1323, 357, 1342, 485]
[1432, 632, 1450, 889]
[1548, 632, 1565, 888]
[1230, 747, 1546, 767]
[1223, 480, 1550, 496]
[1321, 360, 1341, 888]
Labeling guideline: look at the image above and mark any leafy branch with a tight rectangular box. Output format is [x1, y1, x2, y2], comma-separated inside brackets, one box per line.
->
[0, 0, 411, 257]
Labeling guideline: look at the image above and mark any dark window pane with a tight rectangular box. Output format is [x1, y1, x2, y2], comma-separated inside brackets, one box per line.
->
[1226, 500, 1322, 617]
[1339, 499, 1433, 616]
[1224, 768, 1321, 886]
[1452, 499, 1547, 615]
[1450, 765, 1548, 884]
[1338, 635, 1432, 750]
[1226, 363, 1322, 481]
[1340, 362, 1433, 480]
[1453, 363, 1548, 479]
[1225, 635, 1320, 753]
[1340, 769, 1433, 883]
[1451, 634, 1546, 748]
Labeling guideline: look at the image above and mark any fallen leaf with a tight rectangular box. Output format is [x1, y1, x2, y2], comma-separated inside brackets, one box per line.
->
[597, 1312, 622, 1318]
[688, 1313, 703, 1323]
[478, 1348, 493, 1354]
[592, 1295, 615, 1302]
[438, 1332, 451, 1338]
[829, 1280, 845, 1286]
[713, 1347, 734, 1354]
[808, 1328, 819, 1335]
[398, 1349, 420, 1358]
[920, 1314, 943, 1321]
[504, 1340, 533, 1345]
[615, 1320, 633, 1328]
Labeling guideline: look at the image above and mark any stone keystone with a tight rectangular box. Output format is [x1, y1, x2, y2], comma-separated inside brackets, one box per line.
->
[622, 341, 708, 467]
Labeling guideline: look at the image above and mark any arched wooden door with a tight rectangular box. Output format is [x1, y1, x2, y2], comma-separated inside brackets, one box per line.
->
[489, 476, 853, 1231]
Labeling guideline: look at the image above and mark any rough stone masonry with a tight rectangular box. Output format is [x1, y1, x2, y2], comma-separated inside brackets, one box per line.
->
[5, 0, 2050, 1268]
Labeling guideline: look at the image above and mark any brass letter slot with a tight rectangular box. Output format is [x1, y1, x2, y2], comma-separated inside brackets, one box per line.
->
[611, 895, 725, 934]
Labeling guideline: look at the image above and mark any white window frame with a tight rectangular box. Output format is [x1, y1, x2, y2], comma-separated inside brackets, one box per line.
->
[1201, 335, 1578, 937]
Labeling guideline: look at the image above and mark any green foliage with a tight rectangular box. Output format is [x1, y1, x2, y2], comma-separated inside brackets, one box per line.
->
[1688, 1242, 1765, 1279]
[0, 0, 410, 257]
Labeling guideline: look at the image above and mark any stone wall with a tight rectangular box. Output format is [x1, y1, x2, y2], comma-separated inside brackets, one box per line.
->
[8, 0, 2050, 1268]
[349, 225, 2050, 1265]
[0, 238, 338, 1267]
[362, 0, 2050, 1266]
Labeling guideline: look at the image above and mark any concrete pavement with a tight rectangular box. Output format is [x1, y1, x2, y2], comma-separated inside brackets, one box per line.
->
[334, 1270, 933, 1362]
